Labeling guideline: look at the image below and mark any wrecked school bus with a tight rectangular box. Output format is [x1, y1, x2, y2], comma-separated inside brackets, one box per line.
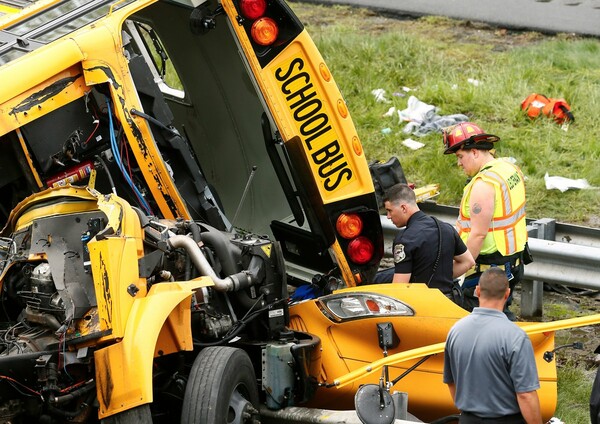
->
[1, 0, 600, 423]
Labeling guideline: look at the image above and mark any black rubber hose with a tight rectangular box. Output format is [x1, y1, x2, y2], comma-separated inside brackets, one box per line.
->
[189, 221, 202, 244]
[50, 380, 96, 405]
[199, 230, 239, 276]
[192, 298, 285, 347]
[96, 155, 117, 195]
[47, 388, 96, 418]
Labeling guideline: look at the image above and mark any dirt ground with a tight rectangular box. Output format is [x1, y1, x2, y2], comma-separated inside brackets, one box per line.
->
[512, 286, 600, 369]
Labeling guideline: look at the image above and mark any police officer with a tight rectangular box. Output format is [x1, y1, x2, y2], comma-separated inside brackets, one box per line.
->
[375, 183, 474, 305]
[442, 122, 529, 319]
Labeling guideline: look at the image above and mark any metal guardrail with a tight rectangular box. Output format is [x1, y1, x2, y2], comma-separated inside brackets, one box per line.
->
[380, 203, 600, 292]
[418, 202, 600, 249]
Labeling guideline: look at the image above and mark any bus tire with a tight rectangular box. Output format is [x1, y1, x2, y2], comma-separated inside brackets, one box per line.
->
[181, 346, 260, 424]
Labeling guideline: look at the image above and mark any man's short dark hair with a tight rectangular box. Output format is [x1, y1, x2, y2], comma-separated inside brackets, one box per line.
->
[383, 183, 417, 206]
[478, 267, 509, 300]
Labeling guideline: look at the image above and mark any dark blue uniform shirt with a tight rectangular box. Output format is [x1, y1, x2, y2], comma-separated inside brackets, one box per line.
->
[393, 211, 467, 294]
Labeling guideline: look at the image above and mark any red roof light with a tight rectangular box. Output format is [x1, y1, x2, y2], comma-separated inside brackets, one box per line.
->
[239, 0, 267, 20]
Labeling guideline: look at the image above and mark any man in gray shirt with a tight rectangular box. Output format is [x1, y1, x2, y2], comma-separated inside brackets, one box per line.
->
[443, 267, 543, 423]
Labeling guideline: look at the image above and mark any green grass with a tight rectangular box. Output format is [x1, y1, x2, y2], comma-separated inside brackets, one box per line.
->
[544, 303, 581, 321]
[290, 2, 600, 226]
[556, 363, 595, 423]
[554, 328, 596, 423]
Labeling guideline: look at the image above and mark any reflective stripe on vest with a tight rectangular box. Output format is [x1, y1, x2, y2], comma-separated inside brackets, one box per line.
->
[457, 159, 527, 256]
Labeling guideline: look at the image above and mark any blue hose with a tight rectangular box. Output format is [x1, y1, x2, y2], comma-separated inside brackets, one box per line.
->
[105, 97, 152, 214]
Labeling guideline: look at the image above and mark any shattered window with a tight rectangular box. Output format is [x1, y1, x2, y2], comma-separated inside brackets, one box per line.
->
[0, 0, 135, 64]
[0, 47, 26, 64]
[6, 0, 89, 36]
[125, 20, 185, 99]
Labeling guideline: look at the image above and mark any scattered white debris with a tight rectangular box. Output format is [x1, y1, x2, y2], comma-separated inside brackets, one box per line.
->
[402, 138, 425, 150]
[467, 78, 481, 86]
[371, 88, 390, 103]
[402, 121, 421, 135]
[402, 86, 413, 92]
[451, 84, 458, 90]
[383, 107, 396, 117]
[547, 417, 565, 424]
[544, 172, 595, 192]
[398, 95, 436, 123]
[398, 95, 468, 136]
[381, 127, 392, 135]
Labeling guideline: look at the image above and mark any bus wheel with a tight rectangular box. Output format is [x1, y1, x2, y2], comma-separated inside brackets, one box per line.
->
[181, 346, 260, 424]
[101, 405, 152, 423]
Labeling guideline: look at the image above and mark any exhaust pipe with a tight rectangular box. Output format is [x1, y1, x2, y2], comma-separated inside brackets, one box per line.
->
[167, 235, 254, 292]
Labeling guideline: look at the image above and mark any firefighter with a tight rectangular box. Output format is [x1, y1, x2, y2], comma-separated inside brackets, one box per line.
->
[442, 122, 528, 320]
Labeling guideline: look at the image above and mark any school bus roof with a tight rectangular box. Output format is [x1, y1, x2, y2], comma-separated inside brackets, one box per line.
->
[0, 0, 48, 21]
[0, 0, 154, 66]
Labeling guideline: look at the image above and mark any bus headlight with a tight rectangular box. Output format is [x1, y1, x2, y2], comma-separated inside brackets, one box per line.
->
[318, 293, 414, 322]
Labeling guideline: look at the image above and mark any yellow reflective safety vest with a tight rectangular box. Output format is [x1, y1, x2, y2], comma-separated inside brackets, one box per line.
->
[457, 158, 527, 256]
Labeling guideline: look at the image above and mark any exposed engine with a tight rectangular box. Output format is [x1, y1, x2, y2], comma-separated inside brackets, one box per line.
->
[0, 192, 288, 423]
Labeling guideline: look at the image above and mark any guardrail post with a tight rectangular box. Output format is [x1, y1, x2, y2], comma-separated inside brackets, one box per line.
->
[521, 218, 556, 319]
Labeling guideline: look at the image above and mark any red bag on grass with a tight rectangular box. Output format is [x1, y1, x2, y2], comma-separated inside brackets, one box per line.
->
[521, 93, 574, 124]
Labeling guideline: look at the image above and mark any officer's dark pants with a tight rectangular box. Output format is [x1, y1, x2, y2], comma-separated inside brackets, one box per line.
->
[459, 412, 525, 424]
[373, 267, 394, 283]
[461, 261, 524, 315]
